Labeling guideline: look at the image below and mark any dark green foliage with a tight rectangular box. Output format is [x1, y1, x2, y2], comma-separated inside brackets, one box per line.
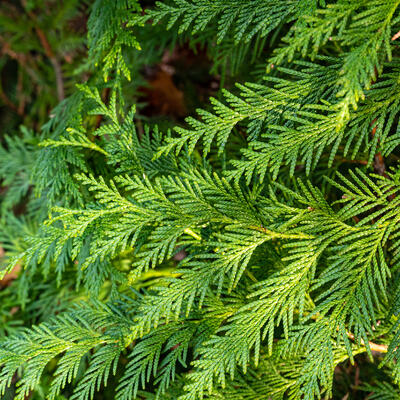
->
[2, 0, 400, 399]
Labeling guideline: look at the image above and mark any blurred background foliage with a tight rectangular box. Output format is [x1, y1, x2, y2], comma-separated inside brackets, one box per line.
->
[0, 1, 393, 398]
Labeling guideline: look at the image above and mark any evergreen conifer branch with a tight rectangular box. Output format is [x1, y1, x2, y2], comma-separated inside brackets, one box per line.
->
[2, 0, 400, 398]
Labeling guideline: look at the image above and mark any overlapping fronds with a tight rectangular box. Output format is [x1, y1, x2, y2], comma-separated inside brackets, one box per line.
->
[2, 0, 400, 399]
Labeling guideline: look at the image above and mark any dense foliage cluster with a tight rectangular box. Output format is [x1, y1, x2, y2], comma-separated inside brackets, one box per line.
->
[2, 0, 400, 398]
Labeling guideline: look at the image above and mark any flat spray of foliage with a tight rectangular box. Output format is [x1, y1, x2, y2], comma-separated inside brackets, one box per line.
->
[2, 0, 400, 399]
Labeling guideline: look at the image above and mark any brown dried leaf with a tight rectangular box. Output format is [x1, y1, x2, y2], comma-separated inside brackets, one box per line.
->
[0, 247, 20, 287]
[141, 69, 187, 118]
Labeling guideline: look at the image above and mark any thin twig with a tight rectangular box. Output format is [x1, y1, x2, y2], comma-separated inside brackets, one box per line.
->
[21, 0, 65, 102]
[34, 26, 65, 101]
[392, 30, 400, 41]
[0, 88, 20, 114]
[346, 331, 388, 353]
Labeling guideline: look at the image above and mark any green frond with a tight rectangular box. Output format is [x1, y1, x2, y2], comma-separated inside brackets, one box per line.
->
[3, 0, 400, 398]
[140, 0, 297, 44]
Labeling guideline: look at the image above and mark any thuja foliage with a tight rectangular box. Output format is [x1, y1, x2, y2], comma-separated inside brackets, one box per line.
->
[2, 0, 400, 399]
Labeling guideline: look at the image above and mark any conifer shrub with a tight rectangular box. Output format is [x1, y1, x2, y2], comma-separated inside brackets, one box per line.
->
[1, 0, 400, 399]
